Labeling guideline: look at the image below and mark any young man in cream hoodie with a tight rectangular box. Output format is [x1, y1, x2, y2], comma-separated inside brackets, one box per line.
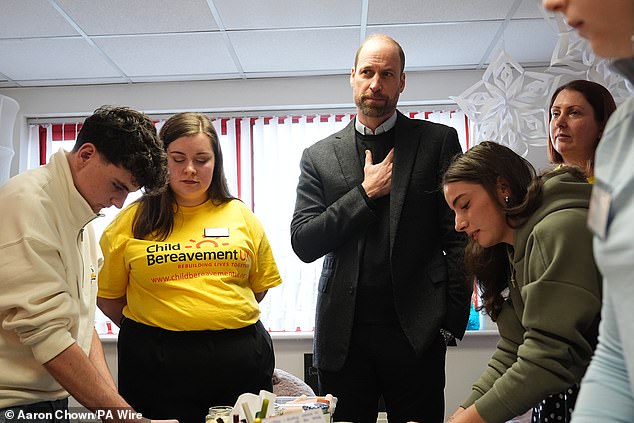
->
[0, 106, 175, 423]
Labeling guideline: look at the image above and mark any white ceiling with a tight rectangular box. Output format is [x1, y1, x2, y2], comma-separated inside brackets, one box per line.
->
[0, 0, 561, 88]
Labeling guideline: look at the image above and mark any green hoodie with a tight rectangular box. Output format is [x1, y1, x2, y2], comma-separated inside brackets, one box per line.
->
[462, 171, 602, 423]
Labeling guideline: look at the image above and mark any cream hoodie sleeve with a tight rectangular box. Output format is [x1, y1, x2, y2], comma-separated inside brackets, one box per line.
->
[0, 234, 79, 364]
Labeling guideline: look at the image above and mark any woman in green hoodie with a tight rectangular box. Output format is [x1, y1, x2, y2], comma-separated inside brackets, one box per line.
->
[442, 141, 602, 423]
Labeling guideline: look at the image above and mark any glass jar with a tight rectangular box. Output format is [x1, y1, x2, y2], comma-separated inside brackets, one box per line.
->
[206, 406, 233, 423]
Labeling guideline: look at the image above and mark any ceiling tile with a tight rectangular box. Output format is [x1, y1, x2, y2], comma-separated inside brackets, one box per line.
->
[94, 33, 237, 76]
[57, 0, 218, 35]
[502, 19, 558, 64]
[229, 28, 360, 73]
[368, 22, 502, 69]
[0, 38, 123, 81]
[0, 0, 562, 87]
[368, 0, 526, 24]
[514, 0, 547, 19]
[215, 0, 361, 29]
[0, 0, 78, 38]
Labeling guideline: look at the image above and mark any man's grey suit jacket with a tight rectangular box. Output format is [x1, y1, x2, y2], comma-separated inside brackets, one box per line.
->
[291, 111, 470, 372]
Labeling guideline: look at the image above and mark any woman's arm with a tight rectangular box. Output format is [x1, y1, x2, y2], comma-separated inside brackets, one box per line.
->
[254, 290, 267, 302]
[446, 405, 486, 423]
[570, 288, 634, 422]
[97, 296, 127, 327]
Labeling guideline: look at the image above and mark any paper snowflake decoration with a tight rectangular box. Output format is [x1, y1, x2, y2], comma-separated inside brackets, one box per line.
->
[452, 12, 633, 156]
[547, 15, 633, 104]
[451, 50, 557, 156]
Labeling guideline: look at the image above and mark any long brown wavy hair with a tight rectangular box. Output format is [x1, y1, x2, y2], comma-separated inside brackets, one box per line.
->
[443, 141, 542, 320]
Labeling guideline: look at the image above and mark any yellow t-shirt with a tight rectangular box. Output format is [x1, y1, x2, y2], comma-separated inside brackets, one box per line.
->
[98, 199, 282, 331]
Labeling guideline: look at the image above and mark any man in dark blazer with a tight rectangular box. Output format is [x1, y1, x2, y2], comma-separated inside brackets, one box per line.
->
[290, 34, 470, 423]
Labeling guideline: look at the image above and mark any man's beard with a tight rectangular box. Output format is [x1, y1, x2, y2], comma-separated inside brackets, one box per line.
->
[356, 94, 398, 118]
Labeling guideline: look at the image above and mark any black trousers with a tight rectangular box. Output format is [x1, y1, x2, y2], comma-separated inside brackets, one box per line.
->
[318, 322, 446, 423]
[117, 318, 274, 423]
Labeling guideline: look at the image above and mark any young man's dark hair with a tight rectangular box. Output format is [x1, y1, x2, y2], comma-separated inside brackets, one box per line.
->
[74, 106, 168, 194]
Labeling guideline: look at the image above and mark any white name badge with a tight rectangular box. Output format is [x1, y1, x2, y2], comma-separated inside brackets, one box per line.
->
[204, 227, 230, 237]
[587, 181, 612, 241]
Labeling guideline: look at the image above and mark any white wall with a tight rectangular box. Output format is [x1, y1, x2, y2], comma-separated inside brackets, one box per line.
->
[0, 69, 486, 175]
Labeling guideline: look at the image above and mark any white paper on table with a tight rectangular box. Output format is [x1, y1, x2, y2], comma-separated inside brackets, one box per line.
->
[262, 409, 324, 423]
[231, 390, 277, 421]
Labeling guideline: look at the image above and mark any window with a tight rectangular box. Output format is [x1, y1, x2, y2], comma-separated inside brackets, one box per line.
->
[31, 107, 471, 334]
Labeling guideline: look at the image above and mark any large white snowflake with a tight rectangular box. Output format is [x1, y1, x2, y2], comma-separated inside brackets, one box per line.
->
[453, 13, 633, 156]
[547, 15, 633, 105]
[451, 50, 557, 157]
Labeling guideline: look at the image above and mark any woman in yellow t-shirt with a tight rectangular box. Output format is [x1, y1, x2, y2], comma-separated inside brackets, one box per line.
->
[547, 79, 616, 182]
[98, 112, 282, 423]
